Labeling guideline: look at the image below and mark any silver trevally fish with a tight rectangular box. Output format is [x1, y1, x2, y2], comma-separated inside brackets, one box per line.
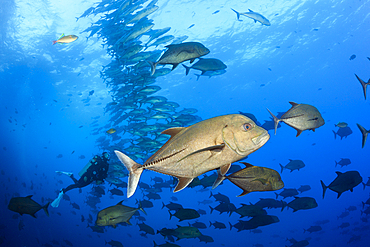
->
[267, 102, 325, 137]
[148, 42, 210, 76]
[231, 8, 271, 26]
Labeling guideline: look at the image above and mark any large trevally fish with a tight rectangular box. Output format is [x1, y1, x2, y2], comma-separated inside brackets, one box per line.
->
[231, 8, 271, 26]
[115, 114, 270, 198]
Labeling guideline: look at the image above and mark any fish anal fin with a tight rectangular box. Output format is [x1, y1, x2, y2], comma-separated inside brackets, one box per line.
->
[27, 195, 33, 198]
[350, 188, 353, 192]
[190, 58, 196, 63]
[296, 129, 303, 137]
[248, 9, 253, 12]
[117, 200, 124, 205]
[220, 163, 231, 176]
[174, 177, 193, 192]
[237, 190, 251, 197]
[31, 214, 37, 218]
[161, 127, 185, 137]
[171, 63, 179, 70]
[212, 169, 226, 189]
[239, 162, 253, 168]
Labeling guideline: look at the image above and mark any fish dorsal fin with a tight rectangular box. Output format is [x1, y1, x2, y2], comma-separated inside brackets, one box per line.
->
[248, 9, 254, 12]
[335, 171, 342, 176]
[289, 101, 299, 106]
[239, 162, 253, 168]
[117, 200, 124, 205]
[161, 127, 185, 137]
[178, 144, 225, 162]
[27, 195, 33, 198]
[174, 177, 193, 192]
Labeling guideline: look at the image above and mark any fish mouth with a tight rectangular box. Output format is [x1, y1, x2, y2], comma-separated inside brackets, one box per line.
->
[252, 131, 270, 146]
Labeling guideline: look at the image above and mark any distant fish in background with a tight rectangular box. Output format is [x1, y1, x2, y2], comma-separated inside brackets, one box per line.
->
[52, 34, 78, 45]
[231, 8, 271, 26]
[333, 126, 353, 140]
[267, 102, 325, 137]
[335, 158, 351, 168]
[321, 171, 363, 199]
[349, 54, 356, 60]
[8, 195, 50, 218]
[354, 74, 370, 100]
[356, 123, 370, 148]
[279, 159, 305, 173]
[335, 122, 348, 128]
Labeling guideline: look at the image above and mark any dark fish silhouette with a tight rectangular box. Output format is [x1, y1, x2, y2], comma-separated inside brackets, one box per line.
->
[321, 171, 362, 198]
[356, 123, 370, 148]
[8, 195, 50, 218]
[355, 74, 370, 100]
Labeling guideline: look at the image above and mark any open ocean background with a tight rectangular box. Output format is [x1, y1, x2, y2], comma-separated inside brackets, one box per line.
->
[1, 0, 370, 246]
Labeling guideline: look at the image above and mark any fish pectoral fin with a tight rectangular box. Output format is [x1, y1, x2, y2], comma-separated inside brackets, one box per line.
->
[252, 178, 268, 185]
[161, 127, 185, 137]
[220, 163, 231, 176]
[174, 177, 193, 192]
[178, 144, 225, 162]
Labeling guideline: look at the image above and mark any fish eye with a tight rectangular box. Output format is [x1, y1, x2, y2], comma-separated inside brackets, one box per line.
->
[243, 123, 252, 131]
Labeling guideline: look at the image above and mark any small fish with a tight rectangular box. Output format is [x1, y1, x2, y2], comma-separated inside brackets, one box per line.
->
[321, 171, 362, 199]
[212, 10, 220, 14]
[349, 54, 356, 60]
[231, 8, 270, 26]
[106, 128, 116, 134]
[188, 24, 195, 29]
[354, 74, 370, 100]
[356, 123, 370, 148]
[267, 102, 325, 137]
[8, 195, 50, 218]
[52, 34, 78, 45]
[335, 122, 348, 128]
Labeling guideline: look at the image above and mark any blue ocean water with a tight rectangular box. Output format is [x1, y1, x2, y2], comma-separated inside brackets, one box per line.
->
[1, 0, 370, 246]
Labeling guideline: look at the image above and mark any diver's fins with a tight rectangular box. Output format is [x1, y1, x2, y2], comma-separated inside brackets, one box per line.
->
[51, 190, 64, 208]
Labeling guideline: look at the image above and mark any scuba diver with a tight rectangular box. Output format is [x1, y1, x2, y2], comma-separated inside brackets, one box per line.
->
[51, 152, 110, 208]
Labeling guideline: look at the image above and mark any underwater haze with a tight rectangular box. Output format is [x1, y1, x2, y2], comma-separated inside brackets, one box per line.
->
[1, 0, 370, 246]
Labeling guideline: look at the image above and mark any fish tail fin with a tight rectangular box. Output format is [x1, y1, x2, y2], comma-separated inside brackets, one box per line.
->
[209, 206, 214, 214]
[182, 64, 191, 76]
[335, 161, 338, 167]
[356, 123, 369, 148]
[279, 163, 284, 173]
[153, 241, 158, 247]
[43, 202, 50, 217]
[169, 210, 173, 220]
[362, 182, 366, 190]
[355, 74, 368, 100]
[332, 130, 337, 140]
[320, 180, 328, 199]
[266, 108, 279, 135]
[147, 61, 157, 76]
[212, 169, 226, 189]
[362, 201, 365, 209]
[275, 192, 278, 199]
[52, 40, 58, 45]
[361, 210, 364, 215]
[229, 222, 233, 230]
[231, 8, 241, 21]
[209, 191, 213, 198]
[162, 202, 165, 209]
[114, 150, 143, 198]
